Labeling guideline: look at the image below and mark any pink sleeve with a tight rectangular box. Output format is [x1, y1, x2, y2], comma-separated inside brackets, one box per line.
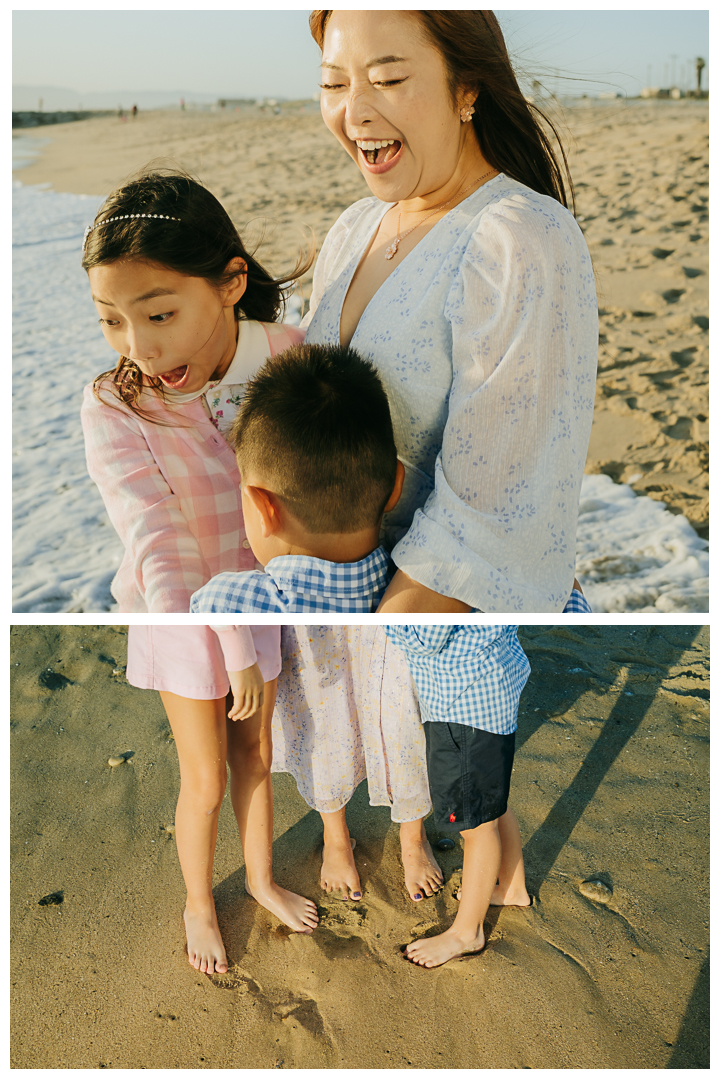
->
[263, 321, 306, 353]
[209, 626, 258, 671]
[81, 385, 206, 613]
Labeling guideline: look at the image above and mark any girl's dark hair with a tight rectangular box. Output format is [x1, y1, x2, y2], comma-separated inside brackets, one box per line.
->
[309, 9, 574, 212]
[84, 168, 312, 420]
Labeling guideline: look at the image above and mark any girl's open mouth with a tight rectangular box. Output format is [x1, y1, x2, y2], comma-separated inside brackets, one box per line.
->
[356, 139, 402, 173]
[158, 364, 190, 389]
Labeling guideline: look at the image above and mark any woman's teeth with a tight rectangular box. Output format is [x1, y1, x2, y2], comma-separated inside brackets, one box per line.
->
[356, 139, 399, 165]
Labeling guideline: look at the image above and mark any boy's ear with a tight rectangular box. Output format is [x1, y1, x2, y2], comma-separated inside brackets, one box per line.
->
[222, 257, 247, 308]
[244, 484, 284, 538]
[384, 460, 405, 513]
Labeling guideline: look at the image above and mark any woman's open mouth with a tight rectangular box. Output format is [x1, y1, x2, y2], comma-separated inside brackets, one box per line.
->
[356, 139, 402, 173]
[157, 364, 190, 389]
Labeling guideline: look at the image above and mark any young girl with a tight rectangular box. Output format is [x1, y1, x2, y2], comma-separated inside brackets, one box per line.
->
[126, 625, 318, 975]
[81, 170, 308, 613]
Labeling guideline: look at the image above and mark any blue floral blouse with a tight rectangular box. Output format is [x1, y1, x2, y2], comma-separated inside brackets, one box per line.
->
[303, 174, 598, 612]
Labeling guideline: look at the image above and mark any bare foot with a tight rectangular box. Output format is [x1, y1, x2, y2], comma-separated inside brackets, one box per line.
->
[321, 836, 361, 900]
[405, 925, 485, 968]
[455, 883, 532, 906]
[400, 824, 444, 901]
[184, 904, 228, 975]
[245, 877, 319, 933]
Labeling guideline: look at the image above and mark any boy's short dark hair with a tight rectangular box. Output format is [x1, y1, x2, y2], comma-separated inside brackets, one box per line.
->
[232, 343, 398, 533]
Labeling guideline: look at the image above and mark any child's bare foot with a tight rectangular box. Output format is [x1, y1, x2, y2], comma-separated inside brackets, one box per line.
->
[399, 823, 444, 901]
[405, 925, 485, 968]
[184, 905, 228, 975]
[455, 883, 532, 906]
[321, 836, 361, 900]
[490, 882, 532, 907]
[245, 877, 319, 933]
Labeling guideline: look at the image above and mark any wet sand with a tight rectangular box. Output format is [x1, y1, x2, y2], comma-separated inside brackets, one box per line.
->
[10, 624, 709, 1068]
[13, 99, 709, 539]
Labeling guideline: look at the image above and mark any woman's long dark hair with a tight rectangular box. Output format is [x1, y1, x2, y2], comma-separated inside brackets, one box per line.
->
[84, 168, 312, 421]
[309, 9, 574, 212]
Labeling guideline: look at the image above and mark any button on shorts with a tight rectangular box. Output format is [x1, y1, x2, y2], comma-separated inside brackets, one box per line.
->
[424, 722, 516, 832]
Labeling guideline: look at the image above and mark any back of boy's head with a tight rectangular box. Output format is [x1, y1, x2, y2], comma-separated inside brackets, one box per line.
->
[233, 343, 398, 534]
[81, 167, 294, 324]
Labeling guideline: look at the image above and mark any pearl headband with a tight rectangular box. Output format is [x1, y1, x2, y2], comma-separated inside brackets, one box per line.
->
[82, 212, 181, 253]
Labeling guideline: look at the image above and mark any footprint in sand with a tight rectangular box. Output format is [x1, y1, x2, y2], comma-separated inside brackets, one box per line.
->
[38, 670, 72, 691]
[38, 890, 64, 906]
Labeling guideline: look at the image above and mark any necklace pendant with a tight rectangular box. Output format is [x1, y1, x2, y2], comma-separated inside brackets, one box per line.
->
[385, 239, 399, 260]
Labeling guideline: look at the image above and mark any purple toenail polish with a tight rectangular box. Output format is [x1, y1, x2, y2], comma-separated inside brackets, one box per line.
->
[414, 893, 422, 900]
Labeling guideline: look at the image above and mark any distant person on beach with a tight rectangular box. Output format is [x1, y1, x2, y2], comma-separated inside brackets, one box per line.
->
[131, 104, 138, 119]
[385, 625, 531, 967]
[80, 170, 308, 612]
[303, 9, 598, 615]
[125, 625, 318, 975]
[190, 342, 404, 613]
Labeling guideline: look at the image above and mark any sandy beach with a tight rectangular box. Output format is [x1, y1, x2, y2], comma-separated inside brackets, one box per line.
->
[13, 99, 709, 542]
[10, 624, 708, 1069]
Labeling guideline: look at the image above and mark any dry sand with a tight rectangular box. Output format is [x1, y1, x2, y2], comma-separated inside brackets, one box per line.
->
[13, 99, 709, 539]
[11, 624, 708, 1069]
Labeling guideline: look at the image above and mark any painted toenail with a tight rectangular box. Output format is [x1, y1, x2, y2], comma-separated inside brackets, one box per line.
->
[353, 892, 361, 898]
[414, 893, 422, 899]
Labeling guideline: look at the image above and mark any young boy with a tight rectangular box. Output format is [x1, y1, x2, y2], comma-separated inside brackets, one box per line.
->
[190, 343, 404, 613]
[384, 624, 532, 968]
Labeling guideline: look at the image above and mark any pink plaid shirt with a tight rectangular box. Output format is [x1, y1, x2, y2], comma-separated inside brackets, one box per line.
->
[81, 321, 304, 613]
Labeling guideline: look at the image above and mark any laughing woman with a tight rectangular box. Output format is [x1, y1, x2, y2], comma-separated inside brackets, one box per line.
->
[304, 9, 598, 614]
[268, 10, 598, 910]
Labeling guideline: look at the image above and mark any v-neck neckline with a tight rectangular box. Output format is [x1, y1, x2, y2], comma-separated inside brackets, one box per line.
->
[335, 176, 502, 347]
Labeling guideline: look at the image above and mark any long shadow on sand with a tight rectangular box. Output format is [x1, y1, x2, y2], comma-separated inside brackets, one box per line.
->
[517, 626, 705, 892]
[666, 948, 709, 1068]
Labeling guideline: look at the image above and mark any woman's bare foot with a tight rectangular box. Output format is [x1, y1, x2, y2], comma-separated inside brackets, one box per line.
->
[399, 822, 444, 901]
[245, 877, 319, 933]
[321, 836, 361, 900]
[405, 925, 485, 968]
[184, 904, 228, 975]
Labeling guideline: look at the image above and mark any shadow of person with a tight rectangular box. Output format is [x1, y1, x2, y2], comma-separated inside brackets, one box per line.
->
[666, 949, 709, 1067]
[516, 625, 705, 894]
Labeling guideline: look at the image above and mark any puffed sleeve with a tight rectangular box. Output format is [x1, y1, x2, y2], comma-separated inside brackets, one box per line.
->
[209, 626, 258, 671]
[391, 192, 598, 612]
[81, 384, 208, 613]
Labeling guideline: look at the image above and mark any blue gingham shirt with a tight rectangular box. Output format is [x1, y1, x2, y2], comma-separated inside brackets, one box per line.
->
[190, 546, 392, 613]
[384, 625, 530, 735]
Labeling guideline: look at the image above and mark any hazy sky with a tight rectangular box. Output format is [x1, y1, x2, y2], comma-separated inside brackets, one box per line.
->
[13, 7, 710, 100]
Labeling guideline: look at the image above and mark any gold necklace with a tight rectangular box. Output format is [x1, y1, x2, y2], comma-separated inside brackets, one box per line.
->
[384, 168, 496, 260]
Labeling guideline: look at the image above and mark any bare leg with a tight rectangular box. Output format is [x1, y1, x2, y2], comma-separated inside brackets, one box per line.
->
[319, 807, 361, 900]
[405, 817, 501, 968]
[490, 808, 531, 906]
[456, 807, 531, 906]
[226, 678, 318, 933]
[160, 691, 229, 976]
[399, 817, 444, 900]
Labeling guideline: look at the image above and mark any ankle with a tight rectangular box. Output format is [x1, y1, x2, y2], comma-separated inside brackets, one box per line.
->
[399, 819, 425, 844]
[185, 897, 216, 916]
